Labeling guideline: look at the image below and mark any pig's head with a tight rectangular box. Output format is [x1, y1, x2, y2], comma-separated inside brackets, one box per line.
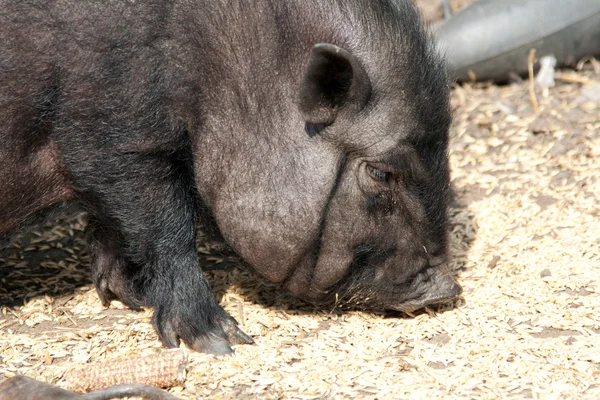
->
[193, 6, 460, 313]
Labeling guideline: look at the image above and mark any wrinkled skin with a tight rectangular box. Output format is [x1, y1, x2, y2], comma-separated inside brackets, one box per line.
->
[0, 0, 461, 354]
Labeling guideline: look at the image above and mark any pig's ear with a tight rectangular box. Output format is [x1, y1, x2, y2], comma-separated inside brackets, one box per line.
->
[298, 43, 371, 129]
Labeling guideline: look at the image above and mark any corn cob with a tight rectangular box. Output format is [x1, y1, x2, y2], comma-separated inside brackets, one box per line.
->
[64, 349, 187, 393]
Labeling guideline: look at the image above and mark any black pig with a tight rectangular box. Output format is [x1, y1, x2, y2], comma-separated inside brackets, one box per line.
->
[0, 0, 461, 354]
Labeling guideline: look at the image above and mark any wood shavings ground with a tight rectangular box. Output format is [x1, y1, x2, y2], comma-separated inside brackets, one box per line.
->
[1, 65, 599, 399]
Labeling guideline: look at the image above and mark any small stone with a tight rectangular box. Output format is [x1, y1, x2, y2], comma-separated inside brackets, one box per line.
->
[487, 255, 501, 269]
[540, 269, 552, 278]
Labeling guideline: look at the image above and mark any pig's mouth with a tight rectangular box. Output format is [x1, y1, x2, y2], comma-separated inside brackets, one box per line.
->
[384, 280, 463, 313]
[381, 266, 463, 312]
[296, 249, 462, 313]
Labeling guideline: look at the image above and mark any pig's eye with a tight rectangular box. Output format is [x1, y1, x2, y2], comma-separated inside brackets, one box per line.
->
[366, 164, 392, 184]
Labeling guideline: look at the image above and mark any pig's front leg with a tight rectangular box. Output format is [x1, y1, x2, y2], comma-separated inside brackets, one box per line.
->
[72, 149, 253, 355]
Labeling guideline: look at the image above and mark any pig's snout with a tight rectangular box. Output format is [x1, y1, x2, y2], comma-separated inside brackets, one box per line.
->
[394, 271, 463, 312]
[429, 274, 463, 304]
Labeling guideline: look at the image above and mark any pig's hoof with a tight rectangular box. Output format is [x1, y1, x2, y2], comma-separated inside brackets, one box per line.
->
[190, 319, 254, 355]
[94, 273, 142, 310]
[190, 316, 254, 355]
[153, 307, 254, 355]
[219, 316, 255, 346]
